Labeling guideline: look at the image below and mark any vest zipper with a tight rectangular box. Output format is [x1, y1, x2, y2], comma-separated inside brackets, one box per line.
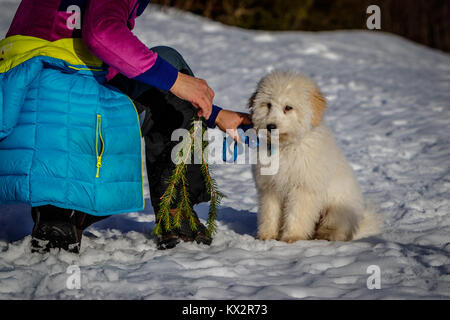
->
[95, 114, 104, 178]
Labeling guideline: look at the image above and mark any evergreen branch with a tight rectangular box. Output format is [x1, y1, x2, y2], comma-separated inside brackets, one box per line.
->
[199, 135, 225, 237]
[153, 117, 225, 239]
[180, 173, 197, 232]
[172, 189, 184, 230]
[153, 119, 202, 236]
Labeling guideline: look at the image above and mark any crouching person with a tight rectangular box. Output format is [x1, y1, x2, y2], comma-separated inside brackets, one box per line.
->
[0, 0, 251, 253]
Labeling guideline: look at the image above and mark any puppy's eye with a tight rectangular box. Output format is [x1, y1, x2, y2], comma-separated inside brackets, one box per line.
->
[285, 106, 293, 112]
[267, 103, 272, 109]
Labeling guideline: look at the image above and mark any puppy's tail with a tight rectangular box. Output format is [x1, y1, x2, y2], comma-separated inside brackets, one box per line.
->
[353, 207, 384, 240]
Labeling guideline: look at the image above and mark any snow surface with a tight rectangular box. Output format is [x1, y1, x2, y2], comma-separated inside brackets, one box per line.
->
[0, 2, 449, 299]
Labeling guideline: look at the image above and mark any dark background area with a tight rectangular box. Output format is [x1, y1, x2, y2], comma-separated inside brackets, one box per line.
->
[152, 0, 450, 53]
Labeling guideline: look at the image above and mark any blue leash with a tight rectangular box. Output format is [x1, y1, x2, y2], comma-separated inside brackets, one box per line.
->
[222, 125, 259, 162]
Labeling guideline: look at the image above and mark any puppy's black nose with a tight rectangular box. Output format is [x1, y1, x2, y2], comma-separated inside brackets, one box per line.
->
[266, 124, 277, 131]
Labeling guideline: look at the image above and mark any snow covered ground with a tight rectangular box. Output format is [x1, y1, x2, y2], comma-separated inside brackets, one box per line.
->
[0, 2, 449, 299]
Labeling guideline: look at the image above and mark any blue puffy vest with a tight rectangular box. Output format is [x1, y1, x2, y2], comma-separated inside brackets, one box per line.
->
[0, 36, 145, 216]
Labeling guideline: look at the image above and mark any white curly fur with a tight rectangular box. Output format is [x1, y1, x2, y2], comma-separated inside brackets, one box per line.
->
[250, 71, 382, 242]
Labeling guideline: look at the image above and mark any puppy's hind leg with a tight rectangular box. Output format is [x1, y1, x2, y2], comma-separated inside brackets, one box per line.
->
[315, 205, 361, 241]
[257, 191, 283, 240]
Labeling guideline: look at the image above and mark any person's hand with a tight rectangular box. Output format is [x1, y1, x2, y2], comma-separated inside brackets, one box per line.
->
[170, 72, 215, 119]
[215, 110, 253, 142]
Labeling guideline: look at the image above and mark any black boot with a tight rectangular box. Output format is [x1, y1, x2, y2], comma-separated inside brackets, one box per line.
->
[155, 209, 212, 250]
[193, 221, 213, 246]
[156, 229, 180, 250]
[31, 206, 109, 254]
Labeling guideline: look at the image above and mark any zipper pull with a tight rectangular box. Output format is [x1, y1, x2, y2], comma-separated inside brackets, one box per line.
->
[95, 114, 104, 179]
[96, 156, 102, 178]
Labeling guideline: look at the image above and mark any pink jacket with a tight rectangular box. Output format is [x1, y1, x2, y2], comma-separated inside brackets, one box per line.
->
[6, 0, 178, 91]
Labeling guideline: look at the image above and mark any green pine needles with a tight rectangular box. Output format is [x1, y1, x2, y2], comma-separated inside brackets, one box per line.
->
[153, 117, 225, 238]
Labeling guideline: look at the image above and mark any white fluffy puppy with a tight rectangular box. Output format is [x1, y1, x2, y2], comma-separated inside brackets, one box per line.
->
[250, 71, 381, 242]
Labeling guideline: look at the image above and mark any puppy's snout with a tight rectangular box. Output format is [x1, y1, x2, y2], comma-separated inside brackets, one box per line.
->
[266, 124, 277, 131]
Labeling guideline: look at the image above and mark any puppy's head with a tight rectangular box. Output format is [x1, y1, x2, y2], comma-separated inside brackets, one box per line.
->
[249, 70, 327, 143]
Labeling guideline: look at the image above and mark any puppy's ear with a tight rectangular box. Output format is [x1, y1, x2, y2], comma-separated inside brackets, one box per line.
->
[311, 89, 327, 127]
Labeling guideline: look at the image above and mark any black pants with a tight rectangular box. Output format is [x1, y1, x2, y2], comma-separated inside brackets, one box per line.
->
[32, 46, 210, 226]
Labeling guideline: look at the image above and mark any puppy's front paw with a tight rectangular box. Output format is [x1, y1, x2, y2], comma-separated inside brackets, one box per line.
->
[279, 233, 309, 243]
[257, 229, 279, 241]
[315, 227, 351, 241]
